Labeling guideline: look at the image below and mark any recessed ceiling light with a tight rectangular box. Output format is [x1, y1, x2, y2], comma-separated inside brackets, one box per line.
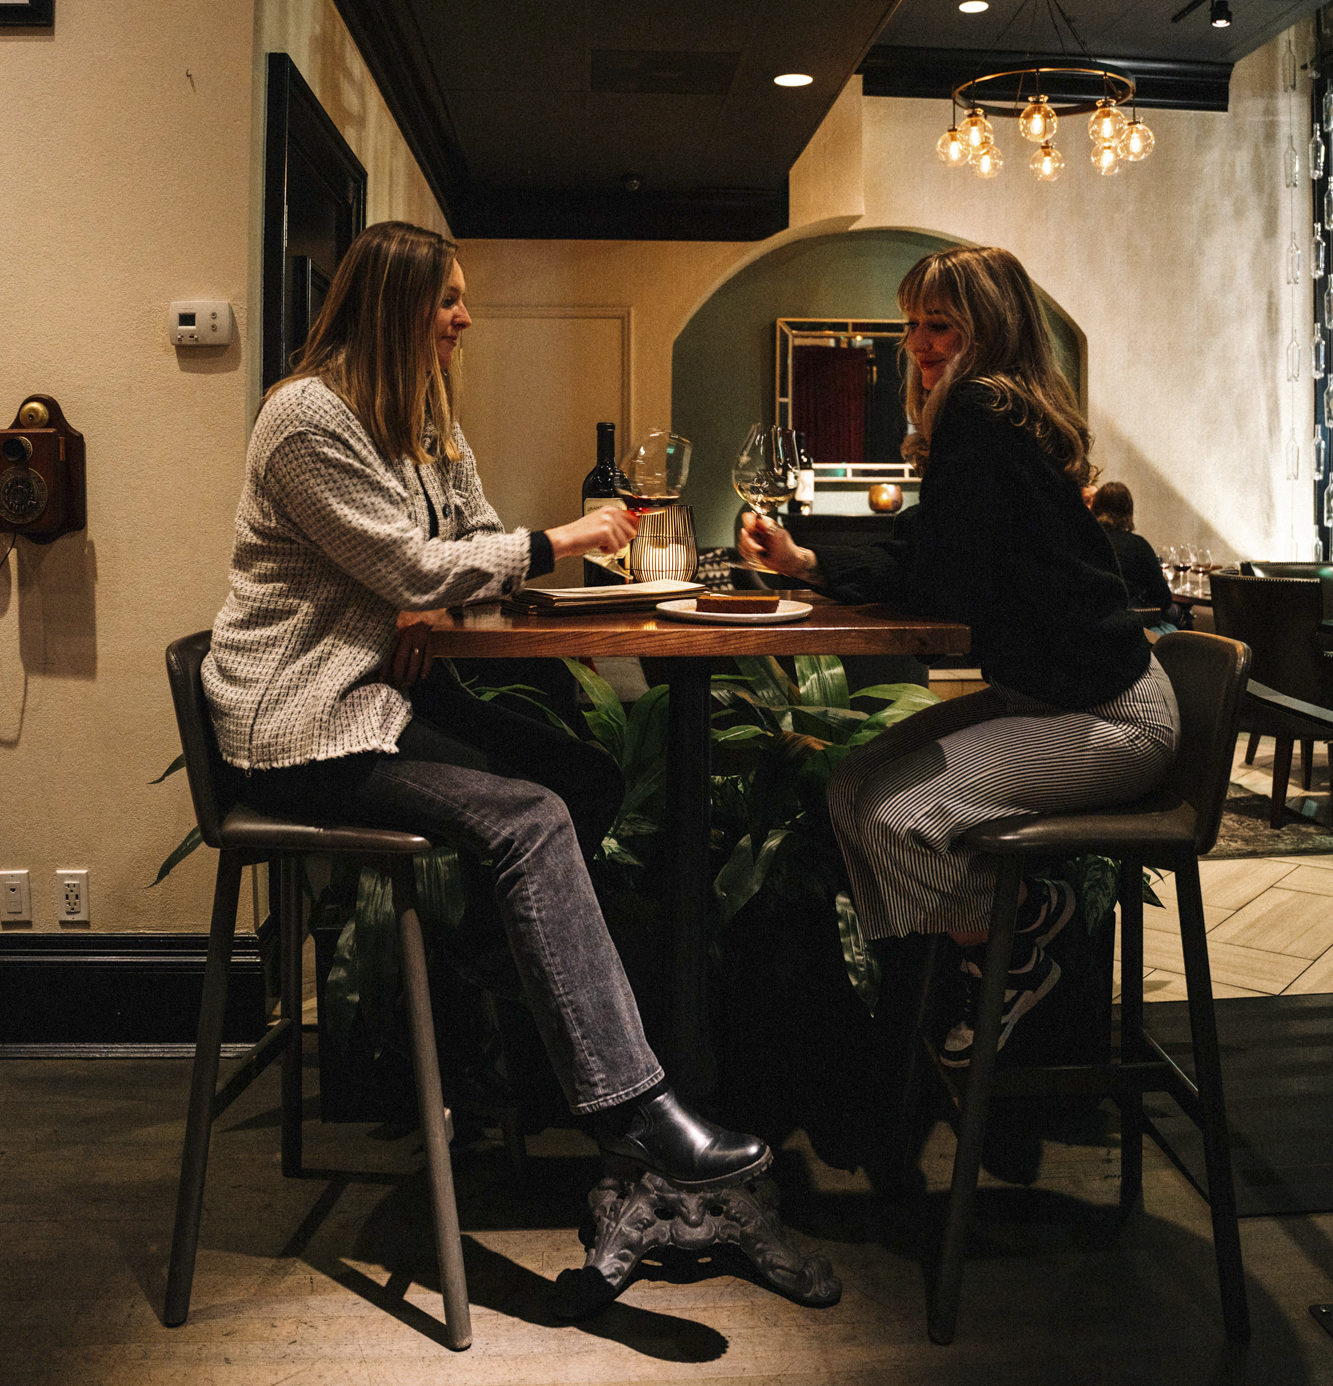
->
[774, 73, 814, 87]
[959, 2, 989, 12]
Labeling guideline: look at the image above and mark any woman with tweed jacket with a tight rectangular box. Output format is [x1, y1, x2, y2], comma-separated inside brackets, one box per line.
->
[203, 222, 767, 1191]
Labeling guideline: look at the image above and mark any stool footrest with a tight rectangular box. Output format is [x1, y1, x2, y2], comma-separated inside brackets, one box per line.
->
[211, 1016, 293, 1120]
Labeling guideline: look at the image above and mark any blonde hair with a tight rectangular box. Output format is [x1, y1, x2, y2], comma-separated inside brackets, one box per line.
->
[268, 221, 460, 465]
[898, 245, 1094, 485]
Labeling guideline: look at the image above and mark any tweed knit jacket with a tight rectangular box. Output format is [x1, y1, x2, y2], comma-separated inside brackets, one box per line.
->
[202, 377, 531, 771]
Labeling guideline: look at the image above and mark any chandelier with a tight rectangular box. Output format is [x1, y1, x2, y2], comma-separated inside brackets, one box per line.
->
[935, 0, 1155, 182]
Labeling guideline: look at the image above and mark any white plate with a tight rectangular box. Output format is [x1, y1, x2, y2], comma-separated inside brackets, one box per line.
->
[655, 598, 813, 625]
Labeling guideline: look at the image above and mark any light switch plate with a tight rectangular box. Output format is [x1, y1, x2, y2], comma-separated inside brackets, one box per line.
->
[1, 870, 32, 922]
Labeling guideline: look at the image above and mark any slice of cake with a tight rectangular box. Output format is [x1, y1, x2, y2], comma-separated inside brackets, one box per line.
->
[695, 591, 781, 614]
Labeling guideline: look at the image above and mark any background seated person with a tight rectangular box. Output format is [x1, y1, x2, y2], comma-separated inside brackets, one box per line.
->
[1090, 481, 1189, 631]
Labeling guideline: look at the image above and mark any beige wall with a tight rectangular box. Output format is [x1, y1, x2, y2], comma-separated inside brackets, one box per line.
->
[0, 0, 446, 934]
[462, 33, 1315, 564]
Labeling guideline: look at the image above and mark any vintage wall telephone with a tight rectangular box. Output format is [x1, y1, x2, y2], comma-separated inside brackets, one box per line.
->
[0, 395, 85, 544]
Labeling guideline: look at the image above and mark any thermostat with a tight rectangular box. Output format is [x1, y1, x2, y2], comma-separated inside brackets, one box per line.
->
[169, 300, 233, 347]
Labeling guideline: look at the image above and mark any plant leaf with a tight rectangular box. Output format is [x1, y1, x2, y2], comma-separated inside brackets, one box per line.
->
[795, 655, 850, 710]
[790, 703, 868, 742]
[713, 827, 792, 927]
[836, 890, 881, 1015]
[851, 681, 937, 706]
[622, 682, 670, 783]
[1142, 869, 1165, 909]
[351, 866, 400, 1060]
[732, 655, 798, 708]
[148, 754, 186, 785]
[561, 657, 627, 762]
[712, 724, 767, 743]
[414, 845, 468, 935]
[148, 826, 203, 886]
[474, 683, 579, 735]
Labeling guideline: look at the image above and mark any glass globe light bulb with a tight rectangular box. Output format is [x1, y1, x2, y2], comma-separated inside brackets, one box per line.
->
[1019, 96, 1056, 143]
[1315, 431, 1328, 478]
[972, 142, 1003, 178]
[936, 125, 969, 166]
[1030, 142, 1064, 181]
[1088, 100, 1127, 145]
[1119, 119, 1154, 162]
[1091, 141, 1121, 177]
[960, 107, 993, 151]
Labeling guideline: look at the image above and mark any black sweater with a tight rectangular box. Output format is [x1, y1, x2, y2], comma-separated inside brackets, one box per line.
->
[811, 383, 1150, 710]
[1104, 527, 1173, 612]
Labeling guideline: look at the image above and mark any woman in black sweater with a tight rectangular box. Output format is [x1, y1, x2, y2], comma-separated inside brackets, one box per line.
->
[739, 246, 1180, 1065]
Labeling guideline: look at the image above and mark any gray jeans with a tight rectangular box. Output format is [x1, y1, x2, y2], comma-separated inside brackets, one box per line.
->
[241, 672, 664, 1114]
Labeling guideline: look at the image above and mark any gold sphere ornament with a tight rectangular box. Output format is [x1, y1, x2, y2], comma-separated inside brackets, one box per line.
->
[1119, 118, 1155, 162]
[1088, 100, 1127, 145]
[868, 484, 903, 513]
[936, 125, 969, 167]
[1019, 96, 1057, 143]
[1091, 141, 1121, 176]
[1030, 141, 1064, 181]
[959, 107, 994, 152]
[972, 142, 1004, 178]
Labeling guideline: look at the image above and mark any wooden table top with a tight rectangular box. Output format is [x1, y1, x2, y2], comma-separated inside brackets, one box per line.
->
[419, 591, 970, 660]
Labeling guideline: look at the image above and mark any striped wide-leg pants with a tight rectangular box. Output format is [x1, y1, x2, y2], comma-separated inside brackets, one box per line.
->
[827, 658, 1180, 939]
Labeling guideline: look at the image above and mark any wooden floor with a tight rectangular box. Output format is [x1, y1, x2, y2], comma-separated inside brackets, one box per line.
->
[6, 735, 1333, 1385]
[1115, 736, 1333, 1003]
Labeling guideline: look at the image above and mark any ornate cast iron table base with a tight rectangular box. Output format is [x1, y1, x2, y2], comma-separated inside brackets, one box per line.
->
[552, 1162, 842, 1320]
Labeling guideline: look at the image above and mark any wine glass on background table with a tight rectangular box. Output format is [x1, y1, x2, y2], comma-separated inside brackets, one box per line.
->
[733, 426, 798, 567]
[1191, 546, 1213, 597]
[615, 429, 692, 514]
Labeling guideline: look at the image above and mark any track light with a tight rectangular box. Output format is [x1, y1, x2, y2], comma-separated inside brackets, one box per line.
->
[1210, 1, 1231, 27]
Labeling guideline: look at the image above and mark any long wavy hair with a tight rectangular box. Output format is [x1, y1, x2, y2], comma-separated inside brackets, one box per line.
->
[898, 245, 1093, 485]
[268, 221, 459, 465]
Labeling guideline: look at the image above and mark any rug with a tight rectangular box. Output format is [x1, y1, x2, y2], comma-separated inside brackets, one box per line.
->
[1204, 783, 1333, 860]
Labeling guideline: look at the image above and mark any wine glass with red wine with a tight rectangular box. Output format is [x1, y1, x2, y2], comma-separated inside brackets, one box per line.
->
[615, 430, 692, 513]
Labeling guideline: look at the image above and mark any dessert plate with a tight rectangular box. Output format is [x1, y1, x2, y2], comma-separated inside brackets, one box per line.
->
[655, 598, 813, 625]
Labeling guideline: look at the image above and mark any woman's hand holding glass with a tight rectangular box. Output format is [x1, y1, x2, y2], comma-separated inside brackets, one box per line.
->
[547, 506, 640, 561]
[736, 512, 820, 584]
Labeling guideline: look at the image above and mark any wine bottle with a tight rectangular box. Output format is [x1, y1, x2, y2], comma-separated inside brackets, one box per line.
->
[582, 421, 627, 585]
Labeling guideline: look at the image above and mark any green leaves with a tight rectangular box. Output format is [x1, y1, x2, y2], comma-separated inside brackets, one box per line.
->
[561, 657, 626, 762]
[795, 655, 850, 711]
[714, 827, 792, 927]
[836, 890, 881, 1016]
[148, 754, 186, 785]
[148, 827, 202, 887]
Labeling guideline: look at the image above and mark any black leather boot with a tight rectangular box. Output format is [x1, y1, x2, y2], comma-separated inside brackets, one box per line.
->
[597, 1087, 771, 1190]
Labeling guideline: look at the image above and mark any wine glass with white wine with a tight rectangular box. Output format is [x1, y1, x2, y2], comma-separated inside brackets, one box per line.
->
[733, 425, 798, 566]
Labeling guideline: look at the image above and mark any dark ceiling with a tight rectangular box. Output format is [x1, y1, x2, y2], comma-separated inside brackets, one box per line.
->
[332, 0, 1328, 241]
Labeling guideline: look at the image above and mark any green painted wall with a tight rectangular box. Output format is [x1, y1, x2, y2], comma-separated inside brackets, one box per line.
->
[672, 228, 1084, 548]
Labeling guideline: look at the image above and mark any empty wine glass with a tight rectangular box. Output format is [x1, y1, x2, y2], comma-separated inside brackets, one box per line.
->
[615, 429, 692, 513]
[1191, 546, 1213, 595]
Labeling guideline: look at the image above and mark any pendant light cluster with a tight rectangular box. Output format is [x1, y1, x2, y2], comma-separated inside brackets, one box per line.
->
[935, 0, 1155, 183]
[938, 85, 1155, 181]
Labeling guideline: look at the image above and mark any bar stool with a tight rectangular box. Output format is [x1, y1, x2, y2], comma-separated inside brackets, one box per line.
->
[914, 631, 1252, 1346]
[162, 631, 471, 1349]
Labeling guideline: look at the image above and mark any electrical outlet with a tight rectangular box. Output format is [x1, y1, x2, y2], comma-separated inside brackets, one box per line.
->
[1, 870, 32, 922]
[54, 869, 90, 922]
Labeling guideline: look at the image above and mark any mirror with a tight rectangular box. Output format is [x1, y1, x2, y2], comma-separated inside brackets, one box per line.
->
[775, 318, 913, 483]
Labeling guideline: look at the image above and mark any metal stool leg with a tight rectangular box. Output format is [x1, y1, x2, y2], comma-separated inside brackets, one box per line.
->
[1175, 855, 1251, 1344]
[1117, 858, 1145, 1209]
[393, 857, 472, 1351]
[165, 851, 244, 1327]
[930, 853, 1024, 1346]
[279, 857, 304, 1177]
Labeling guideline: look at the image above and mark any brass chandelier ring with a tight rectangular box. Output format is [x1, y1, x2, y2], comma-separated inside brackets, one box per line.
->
[952, 65, 1136, 118]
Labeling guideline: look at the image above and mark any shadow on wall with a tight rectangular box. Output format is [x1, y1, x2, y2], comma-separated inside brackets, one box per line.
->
[0, 533, 97, 743]
[1095, 414, 1264, 562]
[671, 228, 1084, 549]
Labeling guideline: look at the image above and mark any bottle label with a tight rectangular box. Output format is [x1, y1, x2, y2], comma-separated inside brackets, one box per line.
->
[584, 495, 630, 561]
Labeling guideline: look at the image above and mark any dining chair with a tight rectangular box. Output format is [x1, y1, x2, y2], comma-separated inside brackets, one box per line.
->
[908, 631, 1252, 1346]
[162, 631, 472, 1349]
[1210, 573, 1333, 821]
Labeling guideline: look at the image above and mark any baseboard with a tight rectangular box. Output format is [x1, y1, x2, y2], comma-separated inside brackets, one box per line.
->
[0, 932, 268, 1048]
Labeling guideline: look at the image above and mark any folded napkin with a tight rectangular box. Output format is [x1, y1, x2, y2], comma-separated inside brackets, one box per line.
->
[506, 579, 705, 614]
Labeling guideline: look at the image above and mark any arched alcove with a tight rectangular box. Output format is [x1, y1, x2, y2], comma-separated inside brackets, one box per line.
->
[671, 228, 1085, 548]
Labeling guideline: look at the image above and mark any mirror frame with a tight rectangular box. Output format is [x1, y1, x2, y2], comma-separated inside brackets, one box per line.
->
[775, 317, 915, 483]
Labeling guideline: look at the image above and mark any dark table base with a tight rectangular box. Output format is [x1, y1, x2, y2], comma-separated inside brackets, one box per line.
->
[552, 1162, 842, 1319]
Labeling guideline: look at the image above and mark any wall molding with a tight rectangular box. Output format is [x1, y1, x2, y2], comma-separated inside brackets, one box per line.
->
[0, 933, 267, 1051]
